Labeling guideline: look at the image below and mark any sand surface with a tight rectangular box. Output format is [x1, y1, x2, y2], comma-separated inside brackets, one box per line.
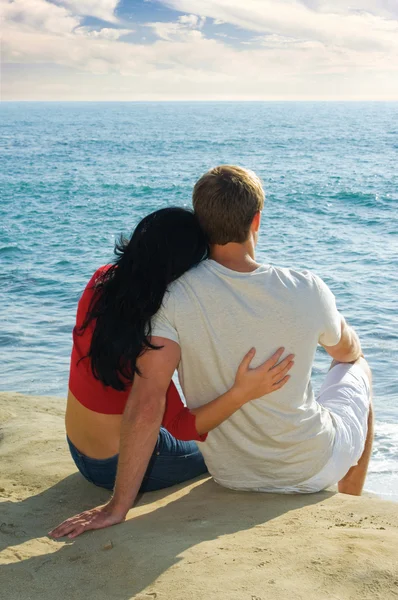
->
[1, 391, 398, 600]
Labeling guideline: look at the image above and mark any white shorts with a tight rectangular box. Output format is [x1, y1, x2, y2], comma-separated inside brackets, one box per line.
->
[290, 362, 371, 493]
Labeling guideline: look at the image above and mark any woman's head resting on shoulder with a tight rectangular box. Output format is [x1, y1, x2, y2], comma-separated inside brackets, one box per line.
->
[123, 206, 208, 284]
[82, 207, 208, 391]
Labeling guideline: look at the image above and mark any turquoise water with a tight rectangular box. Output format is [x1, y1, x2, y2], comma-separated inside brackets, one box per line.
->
[1, 102, 397, 499]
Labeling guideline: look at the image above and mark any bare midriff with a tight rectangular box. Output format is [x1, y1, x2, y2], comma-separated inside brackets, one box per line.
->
[65, 390, 122, 459]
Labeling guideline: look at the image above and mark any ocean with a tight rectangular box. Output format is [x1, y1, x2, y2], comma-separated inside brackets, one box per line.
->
[1, 101, 397, 500]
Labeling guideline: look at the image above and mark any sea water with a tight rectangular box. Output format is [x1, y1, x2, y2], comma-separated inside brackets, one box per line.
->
[1, 102, 397, 499]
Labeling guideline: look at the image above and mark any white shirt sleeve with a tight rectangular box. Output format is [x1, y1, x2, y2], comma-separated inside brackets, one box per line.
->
[312, 274, 342, 346]
[151, 291, 180, 345]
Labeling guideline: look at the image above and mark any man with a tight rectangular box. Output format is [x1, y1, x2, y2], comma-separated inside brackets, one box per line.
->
[51, 165, 373, 538]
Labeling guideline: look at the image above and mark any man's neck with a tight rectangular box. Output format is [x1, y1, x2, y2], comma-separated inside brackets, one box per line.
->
[210, 241, 261, 273]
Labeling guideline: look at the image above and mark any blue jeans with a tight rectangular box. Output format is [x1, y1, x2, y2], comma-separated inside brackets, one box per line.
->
[67, 427, 208, 493]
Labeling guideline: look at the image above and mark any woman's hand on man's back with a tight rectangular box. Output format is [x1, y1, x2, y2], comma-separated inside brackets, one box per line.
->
[233, 346, 294, 404]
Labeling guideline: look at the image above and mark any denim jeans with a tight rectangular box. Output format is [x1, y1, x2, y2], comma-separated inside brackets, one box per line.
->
[67, 427, 208, 493]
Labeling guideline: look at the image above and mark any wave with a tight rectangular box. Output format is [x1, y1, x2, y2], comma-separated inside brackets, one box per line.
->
[0, 245, 29, 256]
[369, 422, 398, 477]
[330, 191, 389, 208]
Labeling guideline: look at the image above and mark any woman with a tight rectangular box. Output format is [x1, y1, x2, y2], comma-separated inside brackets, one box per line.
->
[58, 208, 293, 523]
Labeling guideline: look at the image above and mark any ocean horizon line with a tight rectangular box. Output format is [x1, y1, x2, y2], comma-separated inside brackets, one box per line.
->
[2, 99, 398, 104]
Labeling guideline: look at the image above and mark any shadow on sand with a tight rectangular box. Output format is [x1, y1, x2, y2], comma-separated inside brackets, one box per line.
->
[0, 473, 334, 599]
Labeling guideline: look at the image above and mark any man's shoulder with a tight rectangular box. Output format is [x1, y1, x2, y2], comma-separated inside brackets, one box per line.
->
[268, 265, 319, 290]
[168, 261, 213, 289]
[168, 262, 323, 298]
[163, 262, 208, 303]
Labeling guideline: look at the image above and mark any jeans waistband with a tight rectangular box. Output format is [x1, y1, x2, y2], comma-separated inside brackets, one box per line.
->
[67, 436, 119, 465]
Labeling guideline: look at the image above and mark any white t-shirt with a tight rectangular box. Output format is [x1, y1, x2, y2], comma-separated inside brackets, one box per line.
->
[152, 260, 342, 490]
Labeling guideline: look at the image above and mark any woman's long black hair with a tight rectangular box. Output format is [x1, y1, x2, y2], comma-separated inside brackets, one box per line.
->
[81, 207, 208, 391]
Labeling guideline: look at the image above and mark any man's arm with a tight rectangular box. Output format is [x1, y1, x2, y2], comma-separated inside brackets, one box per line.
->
[313, 274, 362, 363]
[49, 337, 179, 539]
[110, 337, 180, 514]
[321, 315, 362, 363]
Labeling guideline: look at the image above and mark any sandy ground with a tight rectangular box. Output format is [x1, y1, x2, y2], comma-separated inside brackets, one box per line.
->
[1, 391, 398, 600]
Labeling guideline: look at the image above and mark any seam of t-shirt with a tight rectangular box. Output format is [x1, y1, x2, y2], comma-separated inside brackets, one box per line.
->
[211, 468, 331, 489]
[152, 287, 180, 345]
[312, 272, 342, 346]
[205, 260, 271, 278]
[310, 272, 327, 338]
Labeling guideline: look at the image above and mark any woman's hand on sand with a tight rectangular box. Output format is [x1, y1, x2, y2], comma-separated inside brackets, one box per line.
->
[233, 347, 294, 403]
[48, 502, 126, 539]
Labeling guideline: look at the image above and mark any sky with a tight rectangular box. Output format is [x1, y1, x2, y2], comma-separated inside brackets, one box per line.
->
[2, 0, 398, 100]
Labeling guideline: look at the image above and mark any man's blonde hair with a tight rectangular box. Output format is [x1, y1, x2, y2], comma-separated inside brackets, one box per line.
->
[192, 165, 265, 245]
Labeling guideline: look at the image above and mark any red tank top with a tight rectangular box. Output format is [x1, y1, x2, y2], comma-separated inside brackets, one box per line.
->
[68, 266, 206, 442]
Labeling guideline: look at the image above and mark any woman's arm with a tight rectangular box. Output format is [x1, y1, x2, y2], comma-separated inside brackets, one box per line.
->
[162, 382, 208, 441]
[162, 347, 294, 440]
[49, 346, 293, 540]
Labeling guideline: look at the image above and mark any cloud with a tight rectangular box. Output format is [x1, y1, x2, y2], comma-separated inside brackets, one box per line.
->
[178, 14, 202, 27]
[1, 0, 121, 36]
[2, 0, 398, 100]
[75, 27, 132, 40]
[299, 1, 398, 19]
[178, 13, 198, 26]
[57, 0, 120, 23]
[160, 0, 398, 52]
[146, 13, 206, 41]
[2, 0, 80, 35]
[1, 0, 134, 72]
[146, 22, 202, 41]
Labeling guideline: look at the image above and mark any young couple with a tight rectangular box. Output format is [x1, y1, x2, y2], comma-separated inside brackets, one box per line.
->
[50, 166, 373, 540]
